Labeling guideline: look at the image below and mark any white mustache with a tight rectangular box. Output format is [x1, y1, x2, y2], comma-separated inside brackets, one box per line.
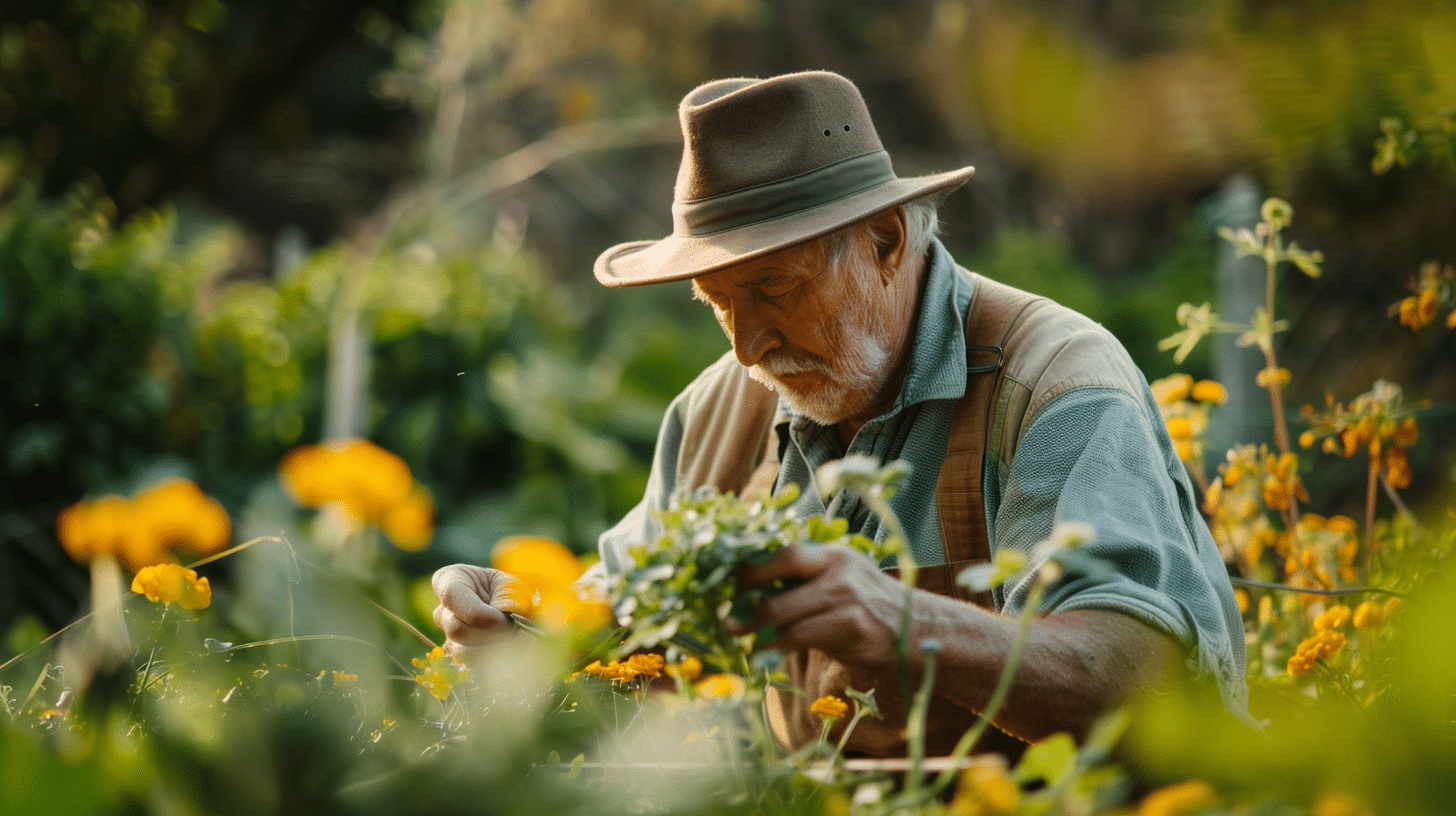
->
[758, 354, 831, 378]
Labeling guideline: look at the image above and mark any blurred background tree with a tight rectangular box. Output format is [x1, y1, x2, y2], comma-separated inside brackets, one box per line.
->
[3, 0, 1454, 634]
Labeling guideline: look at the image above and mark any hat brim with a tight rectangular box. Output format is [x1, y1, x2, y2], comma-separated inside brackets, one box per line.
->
[593, 166, 974, 288]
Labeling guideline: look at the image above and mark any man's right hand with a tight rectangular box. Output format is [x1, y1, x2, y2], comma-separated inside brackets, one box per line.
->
[431, 565, 533, 658]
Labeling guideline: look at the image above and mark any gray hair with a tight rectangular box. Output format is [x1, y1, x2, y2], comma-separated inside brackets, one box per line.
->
[817, 196, 943, 271]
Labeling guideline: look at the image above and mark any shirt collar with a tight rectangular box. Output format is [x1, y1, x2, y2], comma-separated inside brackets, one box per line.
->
[894, 237, 974, 409]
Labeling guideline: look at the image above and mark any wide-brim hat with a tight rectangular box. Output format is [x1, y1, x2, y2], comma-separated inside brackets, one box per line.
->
[594, 71, 974, 287]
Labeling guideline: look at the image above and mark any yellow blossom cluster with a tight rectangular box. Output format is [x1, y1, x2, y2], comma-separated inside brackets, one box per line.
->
[1287, 628, 1347, 676]
[131, 563, 212, 610]
[1255, 365, 1291, 390]
[580, 653, 665, 683]
[279, 439, 434, 550]
[1275, 514, 1360, 592]
[1395, 260, 1456, 331]
[950, 755, 1022, 816]
[1353, 596, 1402, 629]
[809, 694, 849, 722]
[58, 478, 231, 572]
[412, 646, 470, 701]
[1299, 381, 1423, 490]
[1259, 450, 1310, 514]
[1151, 373, 1228, 468]
[490, 536, 612, 631]
[1204, 445, 1313, 573]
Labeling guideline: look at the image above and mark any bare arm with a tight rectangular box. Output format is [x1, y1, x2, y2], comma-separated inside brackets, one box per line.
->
[733, 543, 1181, 743]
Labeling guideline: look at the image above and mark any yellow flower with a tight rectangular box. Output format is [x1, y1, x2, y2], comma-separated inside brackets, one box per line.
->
[57, 495, 132, 563]
[1382, 596, 1403, 619]
[412, 646, 469, 701]
[1151, 373, 1194, 406]
[694, 673, 746, 700]
[809, 695, 849, 722]
[492, 536, 611, 631]
[382, 485, 434, 551]
[1325, 515, 1358, 534]
[624, 652, 665, 679]
[950, 755, 1021, 816]
[666, 656, 703, 682]
[1191, 379, 1227, 404]
[1351, 599, 1385, 629]
[1165, 416, 1194, 440]
[127, 479, 232, 568]
[580, 653, 665, 683]
[1288, 629, 1347, 676]
[280, 439, 414, 522]
[131, 563, 212, 610]
[1313, 604, 1352, 631]
[1255, 366, 1291, 389]
[1138, 779, 1215, 816]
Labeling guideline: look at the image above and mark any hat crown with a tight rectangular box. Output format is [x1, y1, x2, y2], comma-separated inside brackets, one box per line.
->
[675, 71, 886, 204]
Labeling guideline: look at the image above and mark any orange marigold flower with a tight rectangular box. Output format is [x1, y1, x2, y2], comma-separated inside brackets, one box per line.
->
[131, 563, 212, 610]
[491, 536, 611, 631]
[280, 439, 414, 522]
[810, 695, 849, 722]
[382, 485, 434, 551]
[56, 495, 132, 563]
[128, 479, 232, 568]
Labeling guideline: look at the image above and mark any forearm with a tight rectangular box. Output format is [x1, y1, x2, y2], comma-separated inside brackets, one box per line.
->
[880, 593, 1183, 743]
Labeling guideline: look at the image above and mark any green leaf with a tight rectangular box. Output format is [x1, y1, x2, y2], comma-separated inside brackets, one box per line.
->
[845, 687, 883, 720]
[1015, 731, 1078, 787]
[807, 515, 849, 542]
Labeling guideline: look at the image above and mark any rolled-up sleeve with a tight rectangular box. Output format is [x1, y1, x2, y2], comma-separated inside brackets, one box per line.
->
[991, 387, 1248, 715]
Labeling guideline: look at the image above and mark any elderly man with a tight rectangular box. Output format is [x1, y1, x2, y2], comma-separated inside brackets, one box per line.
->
[433, 70, 1249, 756]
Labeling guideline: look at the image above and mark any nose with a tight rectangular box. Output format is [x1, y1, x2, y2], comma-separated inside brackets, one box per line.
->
[725, 294, 782, 368]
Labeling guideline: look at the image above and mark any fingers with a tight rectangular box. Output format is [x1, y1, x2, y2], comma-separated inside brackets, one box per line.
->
[730, 544, 905, 666]
[430, 565, 525, 654]
[735, 543, 842, 592]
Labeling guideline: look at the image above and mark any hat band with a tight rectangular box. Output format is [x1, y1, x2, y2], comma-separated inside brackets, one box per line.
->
[672, 151, 896, 237]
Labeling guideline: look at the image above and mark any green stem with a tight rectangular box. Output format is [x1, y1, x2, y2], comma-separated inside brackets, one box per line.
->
[928, 582, 1045, 800]
[903, 643, 939, 796]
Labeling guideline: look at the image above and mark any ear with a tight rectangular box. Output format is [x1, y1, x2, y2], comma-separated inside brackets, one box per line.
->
[864, 206, 909, 285]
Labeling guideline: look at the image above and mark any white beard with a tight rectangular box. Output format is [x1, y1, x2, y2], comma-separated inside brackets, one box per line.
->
[747, 276, 892, 426]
